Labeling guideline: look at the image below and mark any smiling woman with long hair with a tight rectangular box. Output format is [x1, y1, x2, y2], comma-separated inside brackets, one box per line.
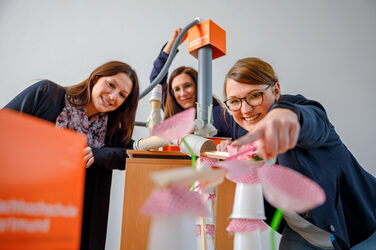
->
[4, 61, 140, 250]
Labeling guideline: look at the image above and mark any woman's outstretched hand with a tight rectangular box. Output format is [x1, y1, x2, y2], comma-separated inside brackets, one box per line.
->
[163, 28, 187, 55]
[232, 108, 300, 161]
[84, 146, 94, 168]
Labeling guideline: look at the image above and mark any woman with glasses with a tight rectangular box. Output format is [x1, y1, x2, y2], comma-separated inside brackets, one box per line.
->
[150, 28, 247, 138]
[219, 57, 376, 249]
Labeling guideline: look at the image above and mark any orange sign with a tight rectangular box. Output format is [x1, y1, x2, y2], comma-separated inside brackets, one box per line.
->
[0, 109, 86, 250]
[187, 19, 226, 60]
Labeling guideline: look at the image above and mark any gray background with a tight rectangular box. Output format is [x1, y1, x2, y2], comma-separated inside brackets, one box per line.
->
[1, 0, 375, 249]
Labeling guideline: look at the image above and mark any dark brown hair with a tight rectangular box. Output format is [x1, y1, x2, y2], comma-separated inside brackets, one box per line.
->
[66, 61, 139, 146]
[224, 57, 279, 99]
[164, 66, 221, 119]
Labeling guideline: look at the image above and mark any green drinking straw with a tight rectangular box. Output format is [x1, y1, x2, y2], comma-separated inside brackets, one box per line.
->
[181, 137, 197, 169]
[180, 137, 197, 190]
[270, 208, 283, 250]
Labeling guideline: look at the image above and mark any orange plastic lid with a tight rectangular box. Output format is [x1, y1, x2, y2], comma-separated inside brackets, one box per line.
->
[162, 145, 180, 152]
[162, 137, 231, 152]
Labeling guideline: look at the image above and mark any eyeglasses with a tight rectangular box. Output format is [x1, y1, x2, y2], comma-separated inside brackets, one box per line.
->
[224, 84, 274, 111]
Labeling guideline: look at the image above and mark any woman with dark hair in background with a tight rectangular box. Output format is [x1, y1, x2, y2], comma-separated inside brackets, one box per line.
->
[150, 28, 247, 139]
[4, 61, 140, 250]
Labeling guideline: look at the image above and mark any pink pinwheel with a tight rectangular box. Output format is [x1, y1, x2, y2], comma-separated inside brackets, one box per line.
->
[151, 108, 195, 141]
[257, 165, 326, 213]
[217, 152, 326, 212]
[214, 159, 255, 180]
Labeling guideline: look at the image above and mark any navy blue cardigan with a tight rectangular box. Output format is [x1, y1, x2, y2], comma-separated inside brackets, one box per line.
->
[233, 94, 376, 249]
[4, 80, 134, 250]
[150, 50, 247, 139]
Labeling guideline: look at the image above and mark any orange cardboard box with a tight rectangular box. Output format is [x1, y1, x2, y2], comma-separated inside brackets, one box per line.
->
[187, 19, 226, 60]
[0, 109, 86, 250]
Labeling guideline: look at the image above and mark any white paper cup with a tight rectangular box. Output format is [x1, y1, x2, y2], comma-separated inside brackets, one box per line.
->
[234, 230, 262, 250]
[230, 183, 265, 219]
[147, 215, 197, 250]
[150, 84, 162, 101]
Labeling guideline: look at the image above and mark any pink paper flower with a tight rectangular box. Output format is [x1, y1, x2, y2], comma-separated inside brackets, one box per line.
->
[199, 156, 218, 168]
[141, 186, 208, 216]
[257, 165, 326, 213]
[152, 108, 195, 141]
[214, 159, 253, 180]
[196, 224, 216, 236]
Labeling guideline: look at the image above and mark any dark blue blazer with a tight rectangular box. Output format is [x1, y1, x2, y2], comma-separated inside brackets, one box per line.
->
[4, 80, 134, 250]
[233, 94, 376, 249]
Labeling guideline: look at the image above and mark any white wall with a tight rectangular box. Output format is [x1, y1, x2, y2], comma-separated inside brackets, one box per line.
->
[1, 0, 375, 249]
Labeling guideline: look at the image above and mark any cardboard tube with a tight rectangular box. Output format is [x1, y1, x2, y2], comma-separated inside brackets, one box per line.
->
[136, 136, 170, 151]
[179, 134, 216, 156]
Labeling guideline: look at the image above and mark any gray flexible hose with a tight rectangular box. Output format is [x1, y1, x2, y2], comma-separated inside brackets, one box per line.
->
[139, 18, 200, 99]
[135, 121, 147, 127]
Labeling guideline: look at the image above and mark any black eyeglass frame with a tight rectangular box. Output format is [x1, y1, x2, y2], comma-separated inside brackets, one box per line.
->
[223, 83, 275, 111]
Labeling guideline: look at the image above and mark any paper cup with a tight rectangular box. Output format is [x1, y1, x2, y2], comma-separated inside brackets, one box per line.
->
[230, 183, 265, 219]
[234, 230, 263, 250]
[147, 215, 197, 250]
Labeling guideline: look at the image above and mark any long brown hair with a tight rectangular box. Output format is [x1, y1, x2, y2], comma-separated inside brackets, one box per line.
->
[224, 57, 279, 99]
[164, 66, 221, 119]
[66, 61, 139, 146]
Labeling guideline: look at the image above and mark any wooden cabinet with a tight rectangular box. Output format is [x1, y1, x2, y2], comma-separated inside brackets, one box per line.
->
[120, 150, 235, 250]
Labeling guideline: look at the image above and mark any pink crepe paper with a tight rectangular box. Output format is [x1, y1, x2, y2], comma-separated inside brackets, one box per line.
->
[196, 224, 216, 236]
[214, 159, 253, 180]
[226, 144, 257, 161]
[257, 165, 326, 213]
[226, 168, 260, 184]
[226, 219, 268, 232]
[199, 156, 218, 168]
[151, 107, 195, 141]
[208, 193, 216, 200]
[141, 186, 208, 216]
